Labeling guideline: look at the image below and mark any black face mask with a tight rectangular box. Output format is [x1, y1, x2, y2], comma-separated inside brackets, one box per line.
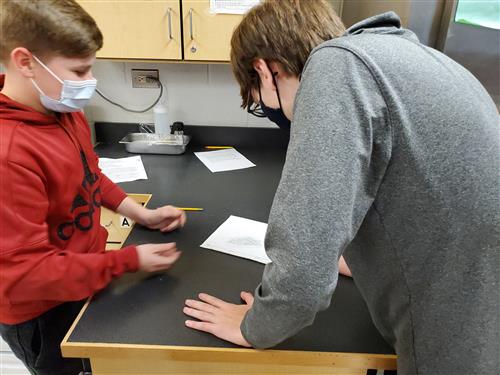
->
[260, 101, 291, 130]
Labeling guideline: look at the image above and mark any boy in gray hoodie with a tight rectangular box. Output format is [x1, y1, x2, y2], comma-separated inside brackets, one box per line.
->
[183, 1, 499, 374]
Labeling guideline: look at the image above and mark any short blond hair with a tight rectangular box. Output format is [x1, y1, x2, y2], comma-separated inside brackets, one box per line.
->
[0, 0, 103, 62]
[231, 0, 345, 109]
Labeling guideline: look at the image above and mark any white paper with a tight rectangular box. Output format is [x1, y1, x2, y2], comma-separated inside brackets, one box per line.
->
[210, 0, 260, 14]
[194, 148, 255, 173]
[201, 215, 271, 264]
[98, 156, 148, 183]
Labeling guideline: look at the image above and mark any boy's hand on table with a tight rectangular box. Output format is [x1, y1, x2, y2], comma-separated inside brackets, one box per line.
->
[140, 205, 186, 232]
[136, 243, 181, 272]
[184, 292, 253, 347]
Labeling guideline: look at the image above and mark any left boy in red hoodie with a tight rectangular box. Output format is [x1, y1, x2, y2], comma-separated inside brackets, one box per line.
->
[0, 1, 186, 374]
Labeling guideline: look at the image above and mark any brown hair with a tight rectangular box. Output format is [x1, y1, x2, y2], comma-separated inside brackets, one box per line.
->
[231, 0, 345, 109]
[0, 0, 103, 62]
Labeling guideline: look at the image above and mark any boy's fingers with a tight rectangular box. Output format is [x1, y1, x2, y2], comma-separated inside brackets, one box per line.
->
[185, 320, 215, 334]
[161, 251, 181, 263]
[150, 242, 177, 254]
[152, 252, 181, 270]
[179, 212, 187, 227]
[185, 299, 218, 314]
[152, 206, 178, 221]
[183, 307, 215, 323]
[161, 219, 181, 232]
[198, 293, 226, 308]
[164, 205, 184, 218]
[157, 249, 180, 259]
[151, 250, 180, 264]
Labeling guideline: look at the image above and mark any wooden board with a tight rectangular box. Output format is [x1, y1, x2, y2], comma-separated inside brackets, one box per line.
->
[101, 193, 152, 250]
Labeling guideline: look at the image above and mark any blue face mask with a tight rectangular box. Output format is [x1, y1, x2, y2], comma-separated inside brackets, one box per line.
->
[30, 55, 97, 113]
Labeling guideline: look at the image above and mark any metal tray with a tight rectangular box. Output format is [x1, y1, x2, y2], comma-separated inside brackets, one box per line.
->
[119, 133, 190, 155]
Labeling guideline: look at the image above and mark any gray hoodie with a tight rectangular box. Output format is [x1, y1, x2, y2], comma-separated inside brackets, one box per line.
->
[241, 12, 499, 375]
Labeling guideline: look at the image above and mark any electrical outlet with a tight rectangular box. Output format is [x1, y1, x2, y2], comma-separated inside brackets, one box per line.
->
[131, 69, 160, 88]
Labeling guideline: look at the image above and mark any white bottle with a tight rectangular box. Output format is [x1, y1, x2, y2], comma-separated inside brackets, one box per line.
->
[153, 103, 170, 135]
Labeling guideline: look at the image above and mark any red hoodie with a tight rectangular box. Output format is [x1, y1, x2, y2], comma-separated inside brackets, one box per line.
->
[0, 75, 139, 324]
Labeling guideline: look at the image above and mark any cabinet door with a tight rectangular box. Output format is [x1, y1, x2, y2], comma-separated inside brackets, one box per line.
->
[77, 0, 182, 60]
[182, 0, 244, 61]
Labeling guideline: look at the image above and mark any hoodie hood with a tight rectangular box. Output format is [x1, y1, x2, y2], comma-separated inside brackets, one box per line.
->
[344, 11, 419, 42]
[0, 74, 58, 126]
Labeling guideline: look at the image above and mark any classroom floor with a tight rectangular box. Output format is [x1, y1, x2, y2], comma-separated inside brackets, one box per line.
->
[0, 336, 29, 375]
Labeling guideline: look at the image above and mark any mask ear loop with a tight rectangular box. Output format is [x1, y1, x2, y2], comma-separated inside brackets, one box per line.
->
[259, 62, 284, 111]
[30, 54, 64, 101]
[31, 55, 64, 84]
[30, 78, 46, 96]
[271, 71, 285, 113]
[257, 77, 263, 104]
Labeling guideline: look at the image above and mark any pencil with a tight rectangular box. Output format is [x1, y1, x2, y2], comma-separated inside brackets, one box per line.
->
[204, 146, 234, 149]
[176, 207, 204, 211]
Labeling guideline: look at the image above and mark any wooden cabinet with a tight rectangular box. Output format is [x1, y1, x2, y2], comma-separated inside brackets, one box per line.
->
[77, 1, 182, 60]
[77, 0, 243, 62]
[77, 0, 344, 62]
[181, 0, 244, 61]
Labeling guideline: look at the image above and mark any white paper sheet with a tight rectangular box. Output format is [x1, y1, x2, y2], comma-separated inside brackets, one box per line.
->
[194, 148, 255, 173]
[98, 156, 148, 183]
[201, 215, 271, 264]
[210, 0, 260, 14]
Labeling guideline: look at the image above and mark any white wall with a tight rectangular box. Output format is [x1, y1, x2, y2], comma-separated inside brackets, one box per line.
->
[84, 61, 276, 129]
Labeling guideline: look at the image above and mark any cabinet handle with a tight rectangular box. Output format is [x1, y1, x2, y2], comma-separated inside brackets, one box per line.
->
[167, 7, 173, 40]
[189, 8, 194, 40]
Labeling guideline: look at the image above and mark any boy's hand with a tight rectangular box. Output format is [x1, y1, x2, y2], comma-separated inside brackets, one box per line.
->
[184, 292, 253, 347]
[116, 198, 186, 232]
[136, 243, 181, 272]
[141, 206, 186, 232]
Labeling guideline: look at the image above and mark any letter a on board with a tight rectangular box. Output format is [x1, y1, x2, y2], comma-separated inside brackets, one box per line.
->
[120, 216, 132, 228]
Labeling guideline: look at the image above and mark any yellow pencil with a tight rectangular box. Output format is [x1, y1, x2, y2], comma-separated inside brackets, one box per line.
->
[176, 207, 204, 211]
[204, 146, 234, 149]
